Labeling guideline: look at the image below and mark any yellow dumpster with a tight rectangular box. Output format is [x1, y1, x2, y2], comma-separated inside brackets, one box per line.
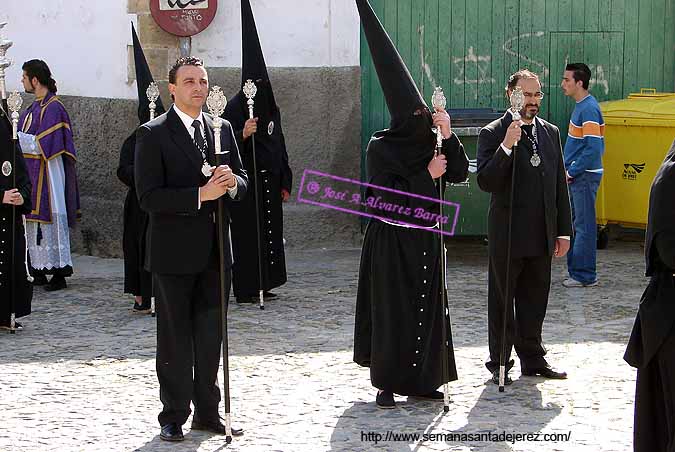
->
[597, 89, 675, 235]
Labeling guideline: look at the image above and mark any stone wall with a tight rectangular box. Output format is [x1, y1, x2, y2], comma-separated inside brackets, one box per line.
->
[60, 66, 362, 258]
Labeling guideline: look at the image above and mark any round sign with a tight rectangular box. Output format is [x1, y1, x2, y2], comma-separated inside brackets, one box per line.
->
[150, 0, 218, 37]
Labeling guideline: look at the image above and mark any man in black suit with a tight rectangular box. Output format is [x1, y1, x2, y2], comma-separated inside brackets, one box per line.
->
[135, 57, 248, 442]
[476, 69, 573, 385]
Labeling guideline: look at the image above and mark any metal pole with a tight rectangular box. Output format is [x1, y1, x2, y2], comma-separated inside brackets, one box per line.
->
[431, 87, 451, 412]
[498, 87, 525, 392]
[207, 86, 233, 443]
[243, 80, 265, 310]
[146, 81, 160, 317]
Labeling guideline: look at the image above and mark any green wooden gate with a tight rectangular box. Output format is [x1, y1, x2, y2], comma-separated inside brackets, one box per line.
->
[360, 0, 675, 234]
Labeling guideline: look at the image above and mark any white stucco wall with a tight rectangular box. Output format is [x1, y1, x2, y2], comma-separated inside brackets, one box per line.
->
[1, 0, 360, 99]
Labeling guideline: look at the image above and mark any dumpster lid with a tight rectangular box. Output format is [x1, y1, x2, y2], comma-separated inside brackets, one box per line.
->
[446, 108, 503, 127]
[601, 89, 675, 121]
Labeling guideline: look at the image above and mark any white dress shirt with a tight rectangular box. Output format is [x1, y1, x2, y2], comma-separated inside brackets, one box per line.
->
[497, 111, 570, 242]
[173, 105, 237, 207]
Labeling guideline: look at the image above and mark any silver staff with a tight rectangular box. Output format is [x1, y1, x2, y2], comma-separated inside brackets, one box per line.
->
[498, 86, 525, 392]
[0, 22, 12, 113]
[206, 86, 234, 443]
[146, 81, 160, 317]
[431, 87, 451, 412]
[146, 82, 160, 121]
[243, 79, 265, 310]
[6, 90, 22, 334]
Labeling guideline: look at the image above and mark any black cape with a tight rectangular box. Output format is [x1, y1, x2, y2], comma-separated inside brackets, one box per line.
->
[624, 139, 675, 452]
[0, 107, 33, 324]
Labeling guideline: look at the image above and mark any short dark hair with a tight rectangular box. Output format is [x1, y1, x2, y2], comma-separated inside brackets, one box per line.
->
[566, 63, 591, 90]
[22, 59, 57, 93]
[168, 56, 205, 84]
[505, 69, 540, 93]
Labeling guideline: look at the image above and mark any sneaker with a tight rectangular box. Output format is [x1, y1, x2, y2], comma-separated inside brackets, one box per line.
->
[375, 390, 396, 409]
[562, 278, 598, 288]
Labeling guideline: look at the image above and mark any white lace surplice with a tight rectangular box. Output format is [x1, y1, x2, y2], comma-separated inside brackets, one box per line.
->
[25, 153, 73, 270]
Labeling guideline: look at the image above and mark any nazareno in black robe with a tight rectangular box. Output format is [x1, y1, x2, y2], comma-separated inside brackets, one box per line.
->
[352, 0, 469, 395]
[117, 23, 166, 303]
[353, 112, 469, 395]
[225, 91, 292, 298]
[0, 106, 33, 324]
[117, 132, 151, 301]
[624, 138, 675, 452]
[222, 0, 292, 299]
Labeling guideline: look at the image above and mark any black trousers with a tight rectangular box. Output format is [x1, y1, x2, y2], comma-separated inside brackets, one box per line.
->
[154, 249, 229, 427]
[486, 254, 552, 372]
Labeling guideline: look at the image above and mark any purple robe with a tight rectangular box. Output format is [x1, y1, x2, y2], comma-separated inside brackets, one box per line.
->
[19, 92, 80, 226]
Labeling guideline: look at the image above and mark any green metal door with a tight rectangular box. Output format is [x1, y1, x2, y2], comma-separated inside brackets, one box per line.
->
[360, 0, 675, 235]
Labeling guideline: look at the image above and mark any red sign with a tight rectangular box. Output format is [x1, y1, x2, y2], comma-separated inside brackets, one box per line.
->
[150, 0, 218, 37]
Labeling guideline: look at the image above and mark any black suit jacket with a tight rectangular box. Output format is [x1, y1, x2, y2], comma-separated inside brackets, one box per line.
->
[135, 107, 248, 274]
[476, 113, 572, 258]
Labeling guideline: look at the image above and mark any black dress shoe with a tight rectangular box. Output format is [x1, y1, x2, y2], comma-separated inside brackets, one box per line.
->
[44, 276, 67, 292]
[491, 369, 513, 386]
[133, 300, 152, 314]
[412, 390, 446, 401]
[376, 390, 395, 409]
[236, 296, 254, 304]
[32, 274, 48, 286]
[521, 365, 567, 379]
[0, 321, 23, 331]
[191, 417, 244, 436]
[263, 291, 277, 299]
[160, 423, 184, 442]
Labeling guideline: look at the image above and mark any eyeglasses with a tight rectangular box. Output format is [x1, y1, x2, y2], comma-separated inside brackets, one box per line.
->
[523, 91, 545, 100]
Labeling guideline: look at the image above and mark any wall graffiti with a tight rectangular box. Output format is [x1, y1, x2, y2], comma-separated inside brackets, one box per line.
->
[452, 46, 495, 96]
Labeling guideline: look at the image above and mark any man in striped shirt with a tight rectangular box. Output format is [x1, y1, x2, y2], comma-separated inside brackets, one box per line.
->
[561, 63, 605, 287]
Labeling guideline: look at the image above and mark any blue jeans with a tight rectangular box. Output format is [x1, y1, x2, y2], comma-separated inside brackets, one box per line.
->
[567, 172, 602, 284]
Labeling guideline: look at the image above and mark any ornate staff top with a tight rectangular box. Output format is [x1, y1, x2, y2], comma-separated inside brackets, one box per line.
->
[431, 86, 447, 149]
[509, 86, 525, 122]
[243, 79, 257, 120]
[431, 86, 447, 110]
[7, 91, 22, 139]
[146, 81, 160, 120]
[206, 86, 227, 154]
[0, 22, 13, 100]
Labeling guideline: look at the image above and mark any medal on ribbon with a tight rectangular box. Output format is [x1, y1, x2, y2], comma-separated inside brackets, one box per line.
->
[1, 161, 11, 176]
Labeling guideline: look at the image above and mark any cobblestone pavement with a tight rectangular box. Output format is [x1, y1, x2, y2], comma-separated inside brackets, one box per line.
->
[0, 239, 645, 451]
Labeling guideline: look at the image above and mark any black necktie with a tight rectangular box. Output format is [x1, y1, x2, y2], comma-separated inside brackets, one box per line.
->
[521, 124, 535, 140]
[192, 119, 207, 161]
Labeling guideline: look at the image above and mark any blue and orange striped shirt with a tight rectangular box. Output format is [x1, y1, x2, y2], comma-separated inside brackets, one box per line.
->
[563, 94, 605, 177]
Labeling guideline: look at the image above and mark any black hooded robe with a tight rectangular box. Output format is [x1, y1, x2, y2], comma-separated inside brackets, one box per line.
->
[223, 0, 293, 299]
[226, 92, 292, 298]
[624, 140, 675, 452]
[0, 107, 33, 325]
[354, 131, 468, 395]
[117, 132, 151, 302]
[117, 23, 165, 304]
[352, 0, 468, 395]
